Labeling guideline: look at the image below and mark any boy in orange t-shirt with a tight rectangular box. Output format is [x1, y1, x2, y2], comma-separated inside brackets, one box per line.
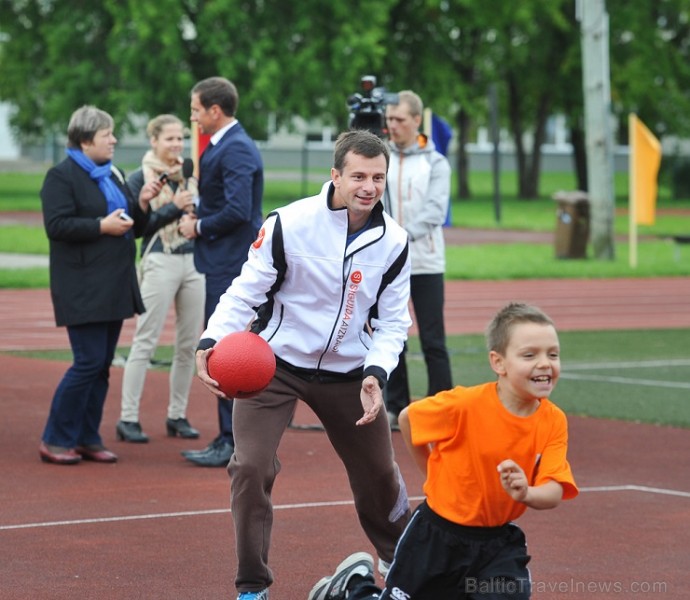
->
[309, 302, 578, 600]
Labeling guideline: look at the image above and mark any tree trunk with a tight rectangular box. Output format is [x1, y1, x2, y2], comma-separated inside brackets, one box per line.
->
[507, 73, 552, 200]
[522, 93, 551, 198]
[506, 75, 527, 198]
[569, 123, 588, 191]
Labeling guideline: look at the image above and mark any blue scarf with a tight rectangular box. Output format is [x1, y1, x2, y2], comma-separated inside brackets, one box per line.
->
[67, 148, 128, 215]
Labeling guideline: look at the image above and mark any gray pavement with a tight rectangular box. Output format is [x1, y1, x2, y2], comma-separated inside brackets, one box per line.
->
[0, 252, 48, 268]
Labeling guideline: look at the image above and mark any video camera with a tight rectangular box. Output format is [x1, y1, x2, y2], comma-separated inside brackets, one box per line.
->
[347, 75, 399, 138]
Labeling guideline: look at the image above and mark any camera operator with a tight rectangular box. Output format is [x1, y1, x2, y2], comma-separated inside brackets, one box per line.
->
[382, 90, 453, 429]
[347, 75, 398, 138]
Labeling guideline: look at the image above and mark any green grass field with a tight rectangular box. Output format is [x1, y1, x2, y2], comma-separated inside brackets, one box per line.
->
[2, 169, 690, 287]
[414, 328, 690, 428]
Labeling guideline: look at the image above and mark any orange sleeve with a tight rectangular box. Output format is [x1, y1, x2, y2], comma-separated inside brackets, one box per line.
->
[534, 403, 579, 500]
[408, 387, 466, 448]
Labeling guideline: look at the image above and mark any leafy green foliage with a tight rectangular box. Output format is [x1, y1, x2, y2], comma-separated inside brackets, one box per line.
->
[4, 0, 690, 204]
[609, 0, 690, 140]
[0, 2, 120, 136]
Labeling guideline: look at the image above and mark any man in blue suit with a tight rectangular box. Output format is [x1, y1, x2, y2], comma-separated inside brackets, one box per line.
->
[179, 76, 264, 467]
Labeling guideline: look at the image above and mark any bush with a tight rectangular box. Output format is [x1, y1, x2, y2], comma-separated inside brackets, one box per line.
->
[667, 156, 690, 200]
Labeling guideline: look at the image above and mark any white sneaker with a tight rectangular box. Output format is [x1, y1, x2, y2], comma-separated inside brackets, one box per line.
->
[237, 589, 268, 600]
[378, 558, 391, 579]
[308, 552, 374, 600]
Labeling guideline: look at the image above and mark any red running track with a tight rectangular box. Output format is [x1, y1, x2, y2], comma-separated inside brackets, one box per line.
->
[1, 357, 689, 599]
[1, 278, 689, 598]
[2, 277, 690, 351]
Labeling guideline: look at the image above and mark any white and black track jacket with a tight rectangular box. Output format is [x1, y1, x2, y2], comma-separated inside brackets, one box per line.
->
[200, 182, 412, 385]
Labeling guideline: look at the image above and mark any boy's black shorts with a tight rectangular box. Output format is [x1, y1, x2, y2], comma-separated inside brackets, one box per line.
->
[379, 501, 532, 599]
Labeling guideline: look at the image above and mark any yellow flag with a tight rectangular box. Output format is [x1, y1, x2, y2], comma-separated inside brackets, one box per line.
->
[629, 114, 662, 225]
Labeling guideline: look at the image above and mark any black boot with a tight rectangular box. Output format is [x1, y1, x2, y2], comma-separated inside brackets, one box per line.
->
[116, 420, 149, 443]
[166, 418, 200, 439]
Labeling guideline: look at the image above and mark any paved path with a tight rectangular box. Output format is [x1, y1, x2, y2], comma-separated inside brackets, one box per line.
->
[0, 253, 48, 268]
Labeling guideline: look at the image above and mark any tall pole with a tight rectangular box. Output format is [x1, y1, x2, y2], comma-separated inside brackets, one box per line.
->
[577, 0, 616, 259]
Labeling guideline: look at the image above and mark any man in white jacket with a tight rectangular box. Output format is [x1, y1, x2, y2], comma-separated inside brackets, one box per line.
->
[383, 90, 453, 428]
[194, 130, 412, 600]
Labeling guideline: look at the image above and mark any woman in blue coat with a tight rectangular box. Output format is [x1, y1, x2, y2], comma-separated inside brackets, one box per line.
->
[39, 105, 162, 465]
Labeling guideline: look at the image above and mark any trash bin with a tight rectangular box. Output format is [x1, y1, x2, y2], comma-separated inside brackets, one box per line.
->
[552, 191, 590, 259]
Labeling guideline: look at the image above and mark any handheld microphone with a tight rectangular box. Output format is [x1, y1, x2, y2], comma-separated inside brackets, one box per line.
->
[182, 158, 194, 189]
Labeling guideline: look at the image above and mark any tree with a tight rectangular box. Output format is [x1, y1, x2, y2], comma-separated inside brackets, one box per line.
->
[0, 1, 121, 138]
[379, 0, 580, 201]
[380, 0, 499, 201]
[0, 0, 398, 141]
[608, 0, 690, 140]
[5, 0, 690, 214]
[487, 0, 575, 199]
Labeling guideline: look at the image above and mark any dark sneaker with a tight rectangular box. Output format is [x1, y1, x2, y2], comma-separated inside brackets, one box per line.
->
[308, 552, 374, 600]
[181, 434, 224, 458]
[182, 437, 234, 467]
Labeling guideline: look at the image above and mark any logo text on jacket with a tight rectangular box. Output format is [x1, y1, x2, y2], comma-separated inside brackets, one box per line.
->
[332, 271, 362, 353]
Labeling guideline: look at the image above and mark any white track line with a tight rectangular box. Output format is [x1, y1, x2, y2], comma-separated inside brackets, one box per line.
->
[565, 359, 690, 371]
[561, 358, 690, 389]
[560, 373, 690, 389]
[2, 487, 688, 532]
[580, 485, 690, 497]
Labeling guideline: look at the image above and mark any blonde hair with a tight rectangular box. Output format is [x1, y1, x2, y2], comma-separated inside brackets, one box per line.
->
[146, 114, 184, 139]
[396, 90, 424, 117]
[486, 303, 556, 355]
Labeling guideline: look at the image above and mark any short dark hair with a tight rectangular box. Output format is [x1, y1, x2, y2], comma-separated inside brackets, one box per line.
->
[66, 105, 114, 149]
[191, 77, 239, 117]
[486, 302, 556, 355]
[333, 130, 390, 172]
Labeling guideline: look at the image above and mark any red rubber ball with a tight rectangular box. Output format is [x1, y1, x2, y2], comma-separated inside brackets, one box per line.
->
[207, 331, 276, 399]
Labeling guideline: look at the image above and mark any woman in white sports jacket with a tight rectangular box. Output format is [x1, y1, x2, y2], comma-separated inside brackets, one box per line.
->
[194, 130, 413, 600]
